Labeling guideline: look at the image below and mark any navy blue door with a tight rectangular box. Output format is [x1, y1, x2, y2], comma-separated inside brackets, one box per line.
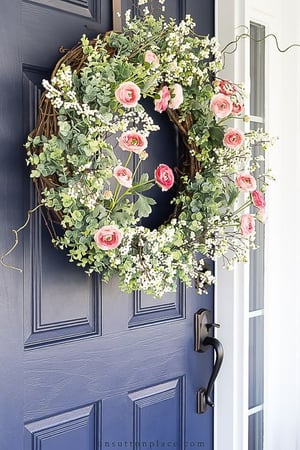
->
[0, 1, 215, 449]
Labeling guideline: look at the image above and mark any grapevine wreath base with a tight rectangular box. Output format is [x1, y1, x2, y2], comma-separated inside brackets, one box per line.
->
[26, 9, 272, 298]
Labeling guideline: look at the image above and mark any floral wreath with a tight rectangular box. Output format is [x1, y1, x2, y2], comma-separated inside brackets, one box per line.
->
[25, 1, 273, 298]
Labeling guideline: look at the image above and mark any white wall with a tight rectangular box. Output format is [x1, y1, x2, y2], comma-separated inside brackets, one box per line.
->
[260, 1, 300, 448]
[215, 0, 300, 449]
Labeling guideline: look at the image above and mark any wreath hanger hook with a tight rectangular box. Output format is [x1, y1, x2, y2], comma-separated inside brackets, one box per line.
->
[112, 0, 122, 32]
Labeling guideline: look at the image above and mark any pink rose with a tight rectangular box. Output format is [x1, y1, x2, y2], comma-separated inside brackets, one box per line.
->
[232, 102, 244, 115]
[144, 50, 159, 68]
[210, 93, 233, 118]
[154, 86, 171, 113]
[115, 81, 141, 108]
[240, 214, 255, 236]
[169, 84, 184, 110]
[223, 128, 244, 149]
[251, 191, 266, 209]
[94, 225, 123, 250]
[118, 131, 148, 154]
[218, 80, 236, 96]
[154, 164, 175, 191]
[235, 173, 257, 192]
[113, 166, 133, 188]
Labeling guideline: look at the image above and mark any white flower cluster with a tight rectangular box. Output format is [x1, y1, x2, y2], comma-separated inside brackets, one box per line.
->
[109, 225, 214, 298]
[66, 173, 105, 210]
[214, 143, 252, 175]
[113, 108, 159, 137]
[44, 77, 105, 122]
[159, 17, 222, 86]
[43, 65, 111, 124]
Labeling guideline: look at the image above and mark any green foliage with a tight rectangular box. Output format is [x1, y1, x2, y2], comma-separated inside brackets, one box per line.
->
[25, 4, 273, 298]
[133, 194, 156, 218]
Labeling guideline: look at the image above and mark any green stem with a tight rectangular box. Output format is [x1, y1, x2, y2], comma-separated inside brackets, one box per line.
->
[128, 31, 166, 59]
[132, 158, 142, 180]
[124, 152, 132, 168]
[232, 199, 252, 215]
[111, 178, 155, 210]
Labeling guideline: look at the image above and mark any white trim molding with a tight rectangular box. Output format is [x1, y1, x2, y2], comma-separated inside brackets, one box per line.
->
[215, 2, 249, 449]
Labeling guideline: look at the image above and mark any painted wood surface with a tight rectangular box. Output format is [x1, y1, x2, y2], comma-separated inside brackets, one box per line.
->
[0, 1, 215, 449]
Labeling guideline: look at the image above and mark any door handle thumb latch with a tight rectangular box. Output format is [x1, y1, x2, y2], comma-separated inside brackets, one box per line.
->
[194, 308, 224, 414]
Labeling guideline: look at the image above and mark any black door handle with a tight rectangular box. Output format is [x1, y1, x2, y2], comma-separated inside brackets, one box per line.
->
[194, 308, 224, 414]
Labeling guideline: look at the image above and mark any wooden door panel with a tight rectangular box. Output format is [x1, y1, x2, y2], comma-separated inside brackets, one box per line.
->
[23, 191, 101, 347]
[24, 300, 210, 417]
[25, 378, 185, 449]
[23, 65, 102, 347]
[128, 283, 185, 328]
[21, 1, 111, 68]
[24, 403, 99, 450]
[25, 0, 101, 21]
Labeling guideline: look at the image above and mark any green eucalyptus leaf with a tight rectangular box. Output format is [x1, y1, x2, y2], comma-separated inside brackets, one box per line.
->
[131, 181, 154, 193]
[133, 194, 156, 218]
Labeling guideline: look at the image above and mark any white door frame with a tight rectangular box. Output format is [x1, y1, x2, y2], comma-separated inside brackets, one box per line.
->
[214, 1, 300, 449]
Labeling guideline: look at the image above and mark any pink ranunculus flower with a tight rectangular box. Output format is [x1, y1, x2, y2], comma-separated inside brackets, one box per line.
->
[251, 190, 266, 209]
[223, 128, 244, 149]
[113, 166, 133, 188]
[210, 93, 233, 118]
[154, 86, 171, 113]
[240, 214, 255, 236]
[232, 102, 244, 115]
[256, 208, 267, 224]
[235, 173, 257, 192]
[144, 50, 159, 68]
[115, 81, 141, 108]
[218, 80, 236, 96]
[94, 225, 123, 250]
[154, 164, 175, 191]
[118, 131, 148, 154]
[168, 84, 184, 110]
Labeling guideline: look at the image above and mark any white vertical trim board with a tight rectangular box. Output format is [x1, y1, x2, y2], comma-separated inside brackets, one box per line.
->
[215, 0, 300, 449]
[214, 3, 249, 450]
[259, 1, 300, 449]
